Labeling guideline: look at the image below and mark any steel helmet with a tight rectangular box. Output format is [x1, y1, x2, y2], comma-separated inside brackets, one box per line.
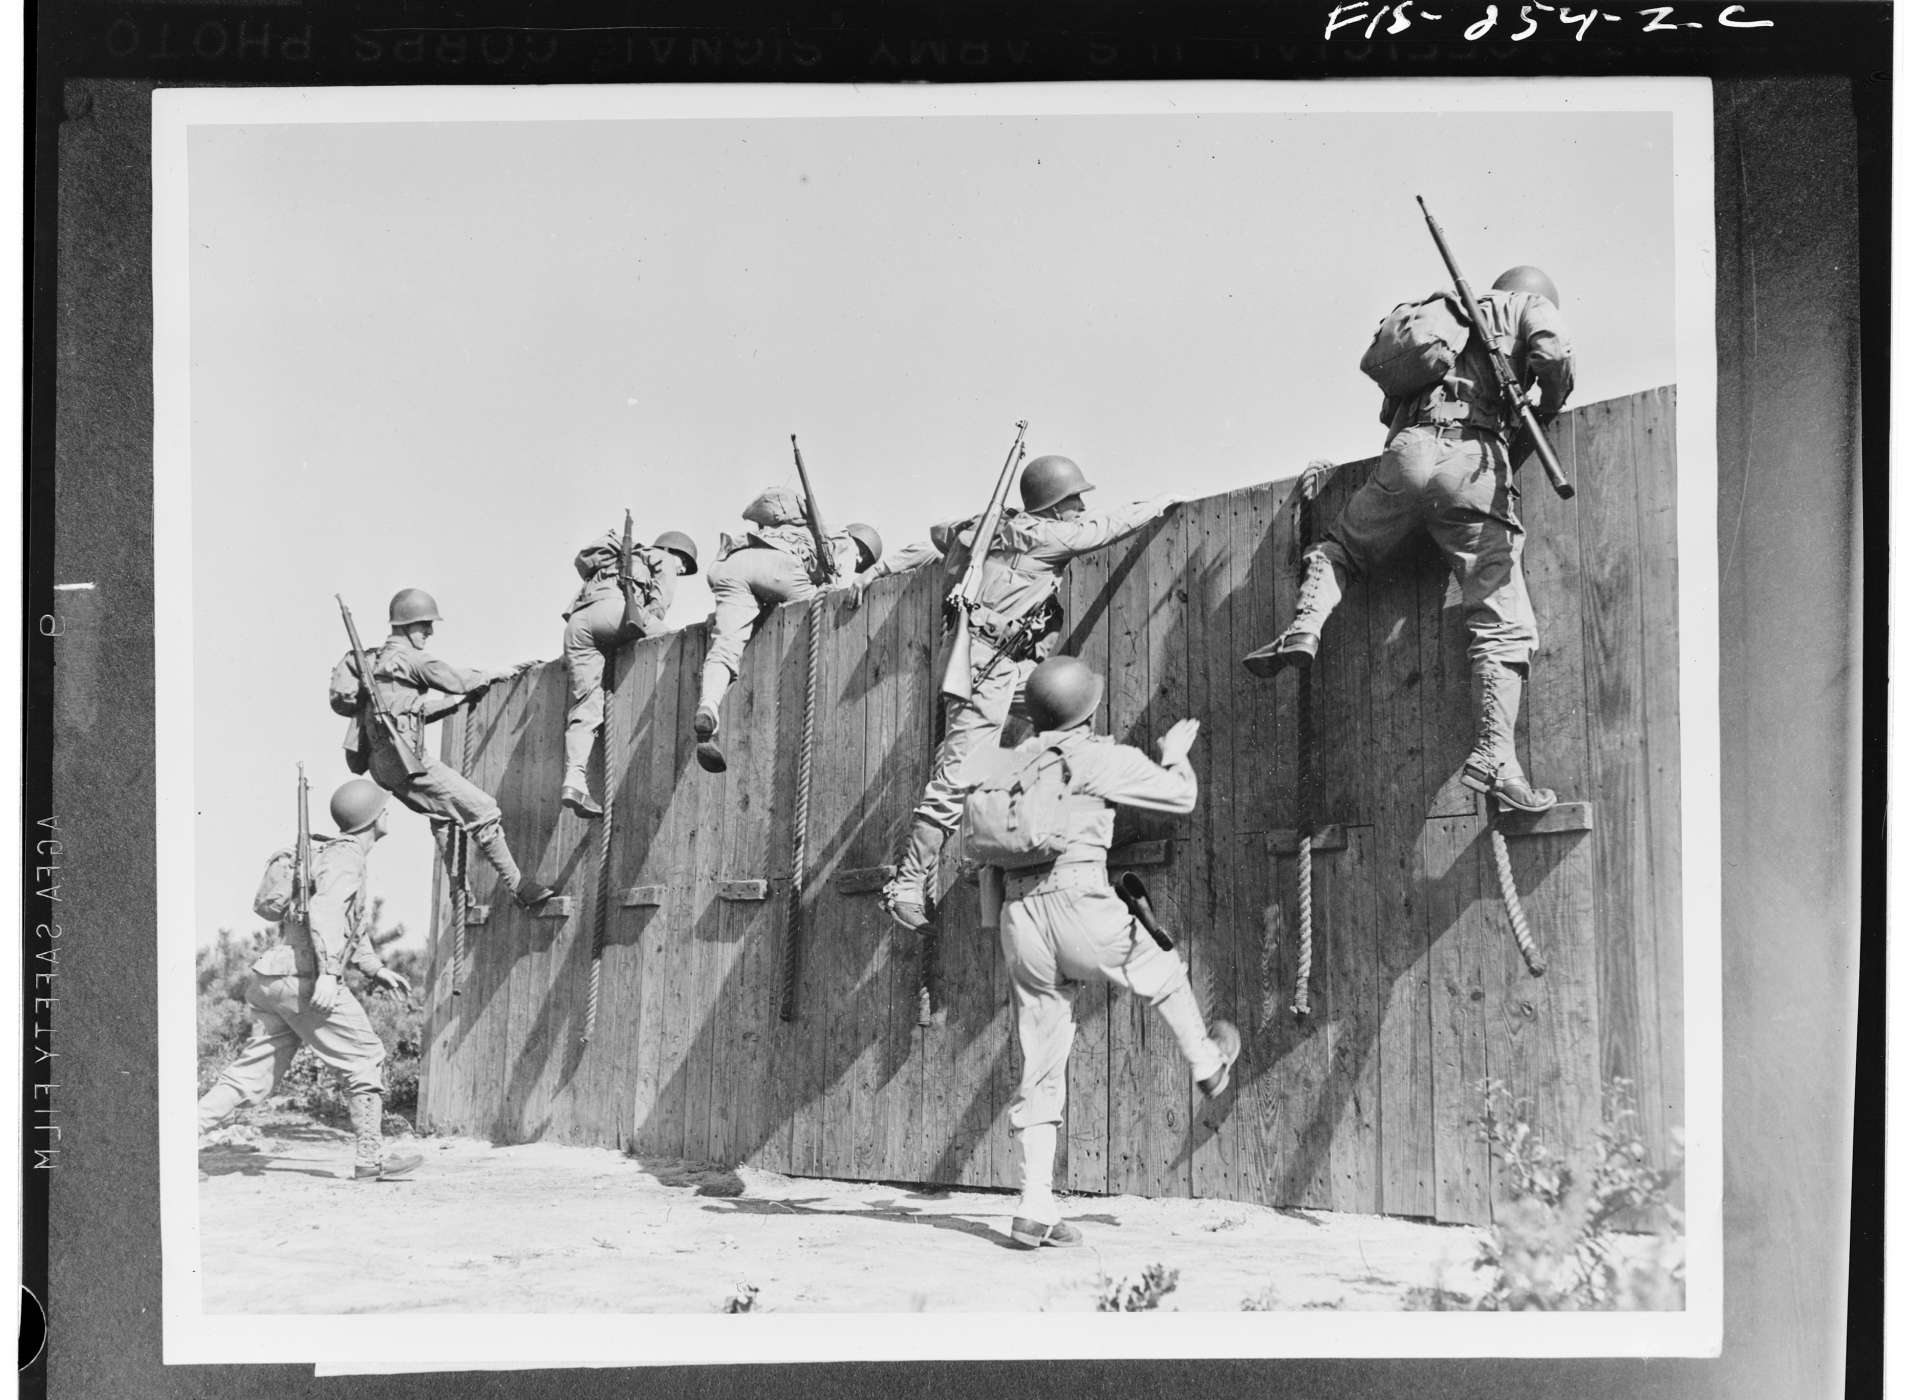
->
[329, 778, 389, 834]
[1019, 455, 1094, 514]
[653, 530, 699, 576]
[1491, 265, 1561, 309]
[388, 588, 442, 627]
[845, 523, 883, 571]
[1023, 654, 1104, 732]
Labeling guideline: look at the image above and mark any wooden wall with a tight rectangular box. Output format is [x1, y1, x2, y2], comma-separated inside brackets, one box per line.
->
[418, 385, 1683, 1226]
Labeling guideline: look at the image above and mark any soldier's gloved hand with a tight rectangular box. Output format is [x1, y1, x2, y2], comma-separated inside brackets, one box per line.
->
[838, 574, 870, 613]
[1289, 459, 1336, 507]
[309, 973, 340, 1014]
[1157, 717, 1200, 767]
[369, 967, 411, 999]
[1154, 493, 1184, 516]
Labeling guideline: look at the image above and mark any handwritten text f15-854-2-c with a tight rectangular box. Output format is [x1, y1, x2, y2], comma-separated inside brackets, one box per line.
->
[1326, 2, 1776, 43]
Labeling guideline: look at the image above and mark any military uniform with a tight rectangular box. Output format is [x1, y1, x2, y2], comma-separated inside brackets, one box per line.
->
[881, 495, 1175, 924]
[982, 728, 1231, 1243]
[694, 487, 898, 771]
[561, 532, 679, 798]
[329, 634, 550, 906]
[1250, 283, 1575, 807]
[197, 835, 414, 1178]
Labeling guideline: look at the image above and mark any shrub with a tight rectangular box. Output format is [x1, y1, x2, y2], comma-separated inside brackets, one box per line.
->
[1096, 1264, 1180, 1312]
[1420, 1078, 1685, 1312]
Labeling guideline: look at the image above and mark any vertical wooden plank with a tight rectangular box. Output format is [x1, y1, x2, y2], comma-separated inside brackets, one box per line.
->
[1325, 823, 1383, 1215]
[1577, 395, 1665, 1151]
[758, 603, 812, 1175]
[817, 590, 874, 1182]
[703, 600, 785, 1168]
[1377, 813, 1435, 1217]
[1636, 387, 1686, 1143]
[873, 566, 935, 1184]
[584, 640, 657, 1150]
[418, 719, 456, 1131]
[1496, 829, 1601, 1176]
[1426, 814, 1494, 1225]
[1521, 411, 1591, 803]
[847, 579, 907, 1185]
[1055, 541, 1115, 1192]
[625, 634, 690, 1155]
[505, 666, 570, 1143]
[649, 633, 708, 1160]
[1420, 562, 1478, 820]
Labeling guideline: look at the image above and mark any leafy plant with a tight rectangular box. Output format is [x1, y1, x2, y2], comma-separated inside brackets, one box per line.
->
[1420, 1078, 1685, 1311]
[1096, 1264, 1180, 1312]
[723, 1283, 761, 1313]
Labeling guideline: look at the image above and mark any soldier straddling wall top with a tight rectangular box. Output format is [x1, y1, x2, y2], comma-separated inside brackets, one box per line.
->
[1242, 265, 1575, 812]
[877, 455, 1179, 931]
[198, 779, 423, 1181]
[558, 524, 700, 817]
[961, 654, 1239, 1248]
[330, 588, 556, 909]
[692, 485, 900, 774]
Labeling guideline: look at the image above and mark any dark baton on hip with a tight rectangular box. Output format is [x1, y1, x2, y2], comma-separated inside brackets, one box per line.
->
[1116, 871, 1176, 952]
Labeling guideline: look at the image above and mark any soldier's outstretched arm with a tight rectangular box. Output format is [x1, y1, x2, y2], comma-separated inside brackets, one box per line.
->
[1074, 730, 1200, 815]
[1027, 495, 1181, 567]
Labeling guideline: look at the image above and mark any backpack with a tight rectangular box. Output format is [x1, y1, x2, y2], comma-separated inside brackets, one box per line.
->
[961, 739, 1087, 871]
[252, 842, 314, 922]
[1359, 291, 1473, 397]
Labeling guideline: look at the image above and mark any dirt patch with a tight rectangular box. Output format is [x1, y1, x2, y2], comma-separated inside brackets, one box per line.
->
[198, 1119, 1488, 1314]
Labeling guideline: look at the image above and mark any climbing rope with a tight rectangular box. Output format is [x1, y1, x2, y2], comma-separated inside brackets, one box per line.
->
[1488, 813, 1547, 976]
[582, 670, 618, 1044]
[780, 593, 826, 1021]
[1290, 493, 1315, 1018]
[450, 703, 473, 995]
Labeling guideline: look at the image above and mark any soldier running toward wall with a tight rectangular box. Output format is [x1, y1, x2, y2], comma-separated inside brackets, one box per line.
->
[693, 485, 900, 774]
[329, 587, 556, 908]
[961, 655, 1239, 1248]
[559, 525, 700, 817]
[875, 454, 1180, 931]
[1242, 265, 1575, 811]
[198, 780, 423, 1181]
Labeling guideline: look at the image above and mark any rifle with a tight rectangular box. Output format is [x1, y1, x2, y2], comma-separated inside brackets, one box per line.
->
[1115, 871, 1176, 952]
[336, 594, 428, 778]
[1415, 196, 1574, 501]
[790, 434, 838, 585]
[293, 763, 314, 928]
[938, 419, 1030, 703]
[615, 508, 648, 644]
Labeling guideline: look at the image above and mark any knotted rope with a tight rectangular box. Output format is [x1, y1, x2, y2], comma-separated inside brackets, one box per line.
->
[1291, 491, 1315, 1018]
[1489, 817, 1547, 976]
[780, 593, 826, 1021]
[582, 669, 618, 1044]
[450, 703, 473, 995]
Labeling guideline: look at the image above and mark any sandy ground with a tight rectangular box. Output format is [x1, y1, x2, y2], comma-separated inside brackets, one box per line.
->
[198, 1118, 1490, 1315]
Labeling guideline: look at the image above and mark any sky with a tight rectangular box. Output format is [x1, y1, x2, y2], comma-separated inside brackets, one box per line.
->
[184, 92, 1680, 944]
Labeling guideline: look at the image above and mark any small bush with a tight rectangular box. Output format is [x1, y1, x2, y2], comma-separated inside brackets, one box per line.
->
[723, 1283, 761, 1313]
[1419, 1078, 1685, 1312]
[1096, 1264, 1179, 1312]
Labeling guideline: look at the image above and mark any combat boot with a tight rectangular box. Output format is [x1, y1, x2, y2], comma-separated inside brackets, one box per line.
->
[694, 662, 730, 773]
[561, 784, 604, 819]
[470, 820, 556, 909]
[348, 1091, 422, 1181]
[1197, 1020, 1242, 1099]
[881, 818, 946, 931]
[1243, 551, 1345, 678]
[1461, 660, 1556, 813]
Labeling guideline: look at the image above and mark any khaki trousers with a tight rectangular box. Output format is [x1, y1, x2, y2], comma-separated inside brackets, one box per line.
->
[198, 973, 387, 1130]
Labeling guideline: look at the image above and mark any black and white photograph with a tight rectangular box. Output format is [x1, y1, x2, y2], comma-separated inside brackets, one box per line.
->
[151, 78, 1720, 1369]
[21, 2, 1889, 1396]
